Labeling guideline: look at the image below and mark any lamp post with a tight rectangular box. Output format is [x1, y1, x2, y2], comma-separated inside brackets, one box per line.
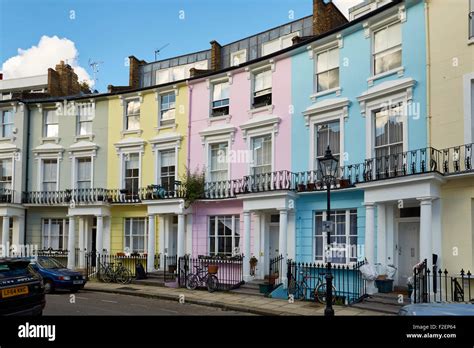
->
[318, 146, 339, 317]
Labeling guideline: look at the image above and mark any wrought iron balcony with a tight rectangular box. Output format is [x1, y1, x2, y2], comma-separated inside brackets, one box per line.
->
[441, 144, 472, 175]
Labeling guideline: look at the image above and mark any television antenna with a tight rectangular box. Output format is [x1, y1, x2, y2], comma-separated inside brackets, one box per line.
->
[154, 43, 170, 61]
[88, 58, 104, 84]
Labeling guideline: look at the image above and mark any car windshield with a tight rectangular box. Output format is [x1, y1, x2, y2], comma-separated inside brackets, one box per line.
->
[0, 261, 32, 278]
[37, 257, 65, 269]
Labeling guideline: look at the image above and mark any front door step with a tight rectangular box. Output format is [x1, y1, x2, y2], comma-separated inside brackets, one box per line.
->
[350, 292, 410, 315]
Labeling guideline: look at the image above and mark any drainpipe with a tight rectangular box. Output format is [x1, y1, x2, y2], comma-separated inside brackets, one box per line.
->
[186, 82, 193, 174]
[425, 1, 432, 149]
[23, 103, 31, 246]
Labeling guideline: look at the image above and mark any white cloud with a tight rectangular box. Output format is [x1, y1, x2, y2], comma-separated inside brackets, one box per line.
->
[1, 35, 93, 86]
[333, 0, 366, 18]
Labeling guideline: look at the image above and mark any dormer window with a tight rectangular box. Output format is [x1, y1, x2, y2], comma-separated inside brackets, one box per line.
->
[252, 69, 272, 109]
[211, 81, 229, 117]
[125, 99, 140, 130]
[231, 50, 247, 66]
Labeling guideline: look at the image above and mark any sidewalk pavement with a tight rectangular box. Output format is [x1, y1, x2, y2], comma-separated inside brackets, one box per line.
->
[84, 281, 389, 316]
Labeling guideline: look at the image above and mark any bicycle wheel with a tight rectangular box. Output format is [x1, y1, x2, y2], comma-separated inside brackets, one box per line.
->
[206, 275, 219, 293]
[314, 283, 336, 304]
[186, 274, 199, 290]
[116, 268, 132, 284]
[101, 267, 113, 283]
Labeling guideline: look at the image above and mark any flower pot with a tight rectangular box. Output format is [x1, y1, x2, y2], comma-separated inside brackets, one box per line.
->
[297, 184, 306, 192]
[307, 183, 316, 191]
[207, 265, 218, 274]
[339, 179, 351, 188]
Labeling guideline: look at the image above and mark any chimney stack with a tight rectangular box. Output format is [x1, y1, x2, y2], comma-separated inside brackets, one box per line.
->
[313, 0, 348, 36]
[47, 60, 81, 97]
[210, 40, 222, 71]
[129, 56, 146, 89]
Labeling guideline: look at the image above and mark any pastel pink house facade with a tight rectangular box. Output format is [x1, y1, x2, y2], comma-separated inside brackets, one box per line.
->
[187, 56, 294, 281]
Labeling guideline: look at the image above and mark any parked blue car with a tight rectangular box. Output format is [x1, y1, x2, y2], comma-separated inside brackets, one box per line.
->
[399, 303, 474, 316]
[29, 257, 86, 294]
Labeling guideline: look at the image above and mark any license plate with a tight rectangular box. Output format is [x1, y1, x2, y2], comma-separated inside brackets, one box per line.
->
[1, 286, 29, 298]
[73, 280, 83, 285]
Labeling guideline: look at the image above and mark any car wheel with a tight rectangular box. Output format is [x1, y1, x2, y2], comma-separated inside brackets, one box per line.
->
[44, 280, 54, 294]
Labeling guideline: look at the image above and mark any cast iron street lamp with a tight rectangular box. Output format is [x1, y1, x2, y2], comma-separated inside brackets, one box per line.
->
[318, 146, 339, 317]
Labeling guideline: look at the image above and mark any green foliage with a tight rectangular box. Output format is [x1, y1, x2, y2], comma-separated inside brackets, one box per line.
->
[181, 167, 206, 208]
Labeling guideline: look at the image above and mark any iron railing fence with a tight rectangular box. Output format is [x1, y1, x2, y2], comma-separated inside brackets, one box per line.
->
[287, 259, 366, 304]
[413, 259, 473, 303]
[85, 252, 148, 281]
[177, 255, 244, 291]
[269, 254, 284, 287]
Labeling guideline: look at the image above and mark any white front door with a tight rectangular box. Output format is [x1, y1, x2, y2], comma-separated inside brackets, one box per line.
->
[268, 225, 279, 260]
[397, 221, 420, 287]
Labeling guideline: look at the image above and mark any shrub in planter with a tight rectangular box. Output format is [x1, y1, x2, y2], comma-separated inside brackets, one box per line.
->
[181, 167, 206, 208]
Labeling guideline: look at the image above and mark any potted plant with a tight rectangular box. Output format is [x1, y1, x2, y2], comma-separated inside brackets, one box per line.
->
[307, 182, 316, 191]
[181, 167, 206, 208]
[268, 271, 279, 285]
[297, 183, 306, 192]
[116, 252, 126, 257]
[338, 178, 351, 188]
[249, 256, 258, 276]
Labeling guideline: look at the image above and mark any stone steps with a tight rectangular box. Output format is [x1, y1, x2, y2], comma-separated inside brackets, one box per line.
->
[350, 292, 409, 315]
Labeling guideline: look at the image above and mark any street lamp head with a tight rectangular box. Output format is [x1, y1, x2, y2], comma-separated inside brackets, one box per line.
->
[318, 146, 339, 180]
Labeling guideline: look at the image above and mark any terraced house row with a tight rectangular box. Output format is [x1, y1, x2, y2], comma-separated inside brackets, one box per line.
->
[0, 0, 473, 297]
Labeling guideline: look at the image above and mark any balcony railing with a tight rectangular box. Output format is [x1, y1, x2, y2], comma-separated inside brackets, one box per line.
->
[0, 188, 14, 203]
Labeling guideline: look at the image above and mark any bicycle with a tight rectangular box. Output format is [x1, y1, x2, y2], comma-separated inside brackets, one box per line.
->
[185, 264, 219, 292]
[288, 269, 336, 304]
[99, 262, 132, 284]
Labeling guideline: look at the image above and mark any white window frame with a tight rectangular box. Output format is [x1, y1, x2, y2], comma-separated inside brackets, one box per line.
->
[249, 133, 273, 176]
[115, 142, 145, 191]
[76, 103, 93, 136]
[314, 209, 358, 265]
[41, 218, 69, 250]
[43, 108, 59, 138]
[123, 152, 141, 194]
[158, 91, 176, 127]
[157, 148, 177, 189]
[251, 68, 272, 109]
[315, 45, 340, 94]
[75, 156, 93, 190]
[208, 215, 240, 256]
[40, 158, 59, 192]
[123, 217, 148, 254]
[208, 141, 230, 182]
[262, 31, 300, 56]
[373, 103, 404, 161]
[124, 98, 141, 131]
[231, 49, 247, 66]
[210, 79, 230, 118]
[0, 109, 14, 138]
[372, 21, 402, 77]
[0, 156, 13, 192]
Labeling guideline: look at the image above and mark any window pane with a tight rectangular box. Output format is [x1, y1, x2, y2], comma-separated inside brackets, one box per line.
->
[387, 22, 401, 48]
[374, 48, 401, 75]
[213, 82, 229, 101]
[317, 50, 328, 72]
[374, 27, 387, 54]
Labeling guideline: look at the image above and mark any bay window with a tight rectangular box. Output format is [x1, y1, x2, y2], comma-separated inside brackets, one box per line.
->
[373, 22, 402, 75]
[314, 209, 357, 264]
[209, 215, 240, 256]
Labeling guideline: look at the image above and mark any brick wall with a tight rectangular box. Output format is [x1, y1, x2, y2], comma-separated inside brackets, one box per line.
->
[313, 0, 348, 36]
[129, 56, 146, 89]
[46, 61, 81, 97]
[210, 40, 222, 71]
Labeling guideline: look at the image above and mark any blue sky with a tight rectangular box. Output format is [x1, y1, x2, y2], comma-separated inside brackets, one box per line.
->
[0, 0, 362, 92]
